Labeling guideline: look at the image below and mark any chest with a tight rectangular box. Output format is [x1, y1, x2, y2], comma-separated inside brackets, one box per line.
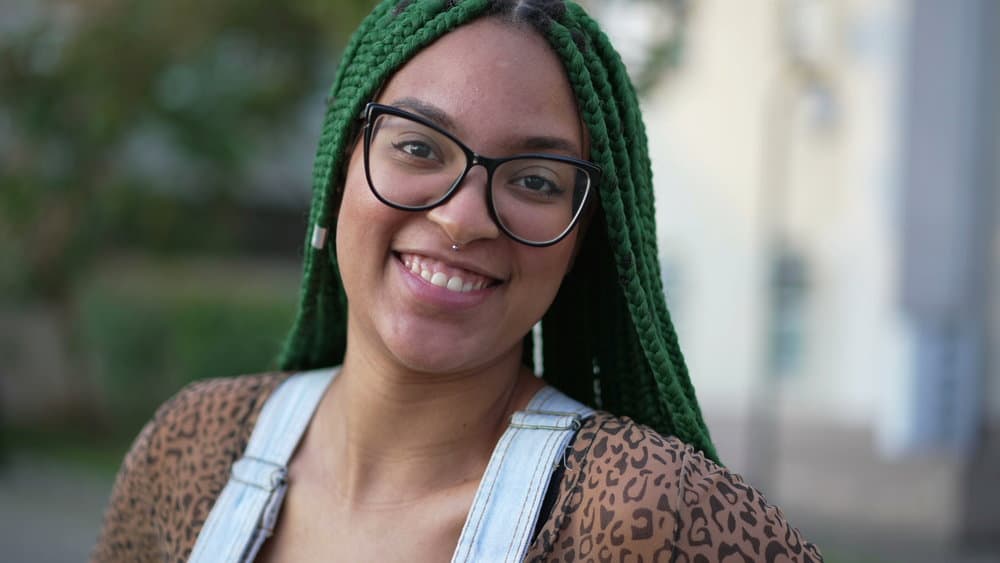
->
[186, 374, 594, 562]
[255, 480, 475, 563]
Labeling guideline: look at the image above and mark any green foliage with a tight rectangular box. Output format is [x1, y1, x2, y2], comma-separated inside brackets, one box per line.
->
[77, 262, 298, 435]
[2, 421, 128, 475]
[0, 0, 378, 300]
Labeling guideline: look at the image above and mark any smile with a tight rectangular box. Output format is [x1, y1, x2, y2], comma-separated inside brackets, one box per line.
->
[398, 253, 500, 293]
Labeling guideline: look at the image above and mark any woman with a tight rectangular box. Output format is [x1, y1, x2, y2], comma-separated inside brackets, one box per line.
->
[94, 0, 823, 561]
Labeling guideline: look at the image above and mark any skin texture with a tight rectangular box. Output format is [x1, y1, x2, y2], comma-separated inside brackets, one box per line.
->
[336, 19, 584, 377]
[256, 19, 587, 562]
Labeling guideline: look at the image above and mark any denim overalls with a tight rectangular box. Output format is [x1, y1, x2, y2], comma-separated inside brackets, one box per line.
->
[189, 367, 594, 562]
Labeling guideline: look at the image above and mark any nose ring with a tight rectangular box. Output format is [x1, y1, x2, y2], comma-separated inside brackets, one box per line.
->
[451, 243, 461, 252]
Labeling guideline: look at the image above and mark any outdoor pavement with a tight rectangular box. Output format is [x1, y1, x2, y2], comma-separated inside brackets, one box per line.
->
[0, 454, 113, 563]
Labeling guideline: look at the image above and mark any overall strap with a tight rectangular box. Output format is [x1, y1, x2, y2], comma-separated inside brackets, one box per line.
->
[188, 367, 338, 563]
[451, 386, 595, 563]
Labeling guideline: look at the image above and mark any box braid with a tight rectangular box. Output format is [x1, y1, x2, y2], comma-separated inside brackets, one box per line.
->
[278, 0, 718, 462]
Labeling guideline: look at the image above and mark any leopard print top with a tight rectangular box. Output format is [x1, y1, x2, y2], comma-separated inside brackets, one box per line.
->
[93, 374, 823, 562]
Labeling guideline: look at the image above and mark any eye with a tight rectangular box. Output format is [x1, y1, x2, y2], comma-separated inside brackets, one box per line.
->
[513, 175, 561, 195]
[393, 139, 437, 161]
[500, 163, 569, 201]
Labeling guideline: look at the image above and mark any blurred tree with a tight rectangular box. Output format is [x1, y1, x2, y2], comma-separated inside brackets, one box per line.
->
[0, 0, 376, 438]
[0, 0, 377, 301]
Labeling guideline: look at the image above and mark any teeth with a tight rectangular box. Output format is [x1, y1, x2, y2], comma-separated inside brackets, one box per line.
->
[400, 253, 495, 293]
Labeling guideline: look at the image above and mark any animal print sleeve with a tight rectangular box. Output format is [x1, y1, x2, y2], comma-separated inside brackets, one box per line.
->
[91, 373, 287, 562]
[525, 413, 822, 562]
[673, 446, 823, 562]
[91, 412, 165, 562]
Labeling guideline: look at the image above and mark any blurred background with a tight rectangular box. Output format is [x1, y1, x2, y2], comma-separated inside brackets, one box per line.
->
[1, 0, 997, 561]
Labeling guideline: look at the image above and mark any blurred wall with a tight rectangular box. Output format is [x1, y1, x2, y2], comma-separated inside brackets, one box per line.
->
[897, 0, 997, 457]
[602, 0, 999, 557]
[637, 0, 908, 434]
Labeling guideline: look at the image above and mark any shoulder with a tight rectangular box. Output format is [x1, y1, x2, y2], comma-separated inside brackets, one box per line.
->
[137, 372, 292, 526]
[147, 372, 290, 448]
[137, 372, 291, 486]
[565, 411, 690, 528]
[669, 436, 823, 562]
[93, 372, 290, 562]
[529, 412, 688, 560]
[528, 412, 823, 562]
[570, 411, 688, 473]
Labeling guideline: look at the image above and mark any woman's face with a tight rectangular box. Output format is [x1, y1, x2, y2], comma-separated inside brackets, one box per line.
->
[336, 18, 585, 375]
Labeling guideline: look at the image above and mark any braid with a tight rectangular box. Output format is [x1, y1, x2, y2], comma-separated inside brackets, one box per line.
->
[569, 5, 715, 458]
[279, 0, 718, 463]
[561, 5, 715, 459]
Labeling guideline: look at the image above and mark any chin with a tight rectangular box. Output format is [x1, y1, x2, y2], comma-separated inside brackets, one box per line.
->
[380, 327, 518, 377]
[390, 342, 487, 375]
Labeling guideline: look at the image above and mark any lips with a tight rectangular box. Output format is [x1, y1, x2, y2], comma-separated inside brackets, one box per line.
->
[398, 253, 500, 293]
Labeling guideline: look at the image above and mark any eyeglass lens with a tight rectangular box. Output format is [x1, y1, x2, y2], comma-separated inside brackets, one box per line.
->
[366, 113, 591, 244]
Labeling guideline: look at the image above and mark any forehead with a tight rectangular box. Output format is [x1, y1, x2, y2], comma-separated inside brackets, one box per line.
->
[375, 18, 583, 154]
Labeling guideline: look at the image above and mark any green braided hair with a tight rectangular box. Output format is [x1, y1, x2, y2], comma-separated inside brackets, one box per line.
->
[279, 0, 718, 462]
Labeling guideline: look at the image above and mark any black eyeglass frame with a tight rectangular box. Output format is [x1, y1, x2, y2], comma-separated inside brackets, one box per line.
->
[361, 102, 602, 247]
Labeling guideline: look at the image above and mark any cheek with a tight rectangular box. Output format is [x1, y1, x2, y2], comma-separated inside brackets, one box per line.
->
[518, 237, 577, 300]
[335, 158, 391, 285]
[335, 179, 365, 263]
[337, 139, 395, 231]
[335, 137, 371, 230]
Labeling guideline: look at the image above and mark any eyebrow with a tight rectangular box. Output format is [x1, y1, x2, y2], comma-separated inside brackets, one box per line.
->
[518, 135, 579, 155]
[390, 97, 456, 131]
[388, 96, 581, 156]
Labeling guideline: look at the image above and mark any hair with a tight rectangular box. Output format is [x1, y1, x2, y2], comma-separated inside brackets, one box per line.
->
[279, 0, 719, 462]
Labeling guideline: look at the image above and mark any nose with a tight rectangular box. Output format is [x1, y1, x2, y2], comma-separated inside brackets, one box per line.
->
[426, 166, 501, 246]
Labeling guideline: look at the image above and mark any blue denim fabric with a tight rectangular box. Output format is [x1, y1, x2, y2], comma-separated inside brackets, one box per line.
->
[189, 371, 593, 563]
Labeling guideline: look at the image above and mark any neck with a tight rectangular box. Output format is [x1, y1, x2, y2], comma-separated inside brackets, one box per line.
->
[305, 340, 544, 507]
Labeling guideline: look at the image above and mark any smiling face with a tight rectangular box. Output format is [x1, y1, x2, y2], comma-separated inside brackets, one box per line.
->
[335, 17, 585, 375]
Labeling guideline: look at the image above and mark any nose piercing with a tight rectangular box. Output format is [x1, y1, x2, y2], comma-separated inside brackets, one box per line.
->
[451, 243, 461, 251]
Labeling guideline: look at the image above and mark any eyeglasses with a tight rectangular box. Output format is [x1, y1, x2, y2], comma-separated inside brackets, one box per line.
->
[361, 103, 601, 247]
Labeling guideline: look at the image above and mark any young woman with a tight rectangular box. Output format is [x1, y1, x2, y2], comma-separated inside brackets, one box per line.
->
[94, 1, 823, 561]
